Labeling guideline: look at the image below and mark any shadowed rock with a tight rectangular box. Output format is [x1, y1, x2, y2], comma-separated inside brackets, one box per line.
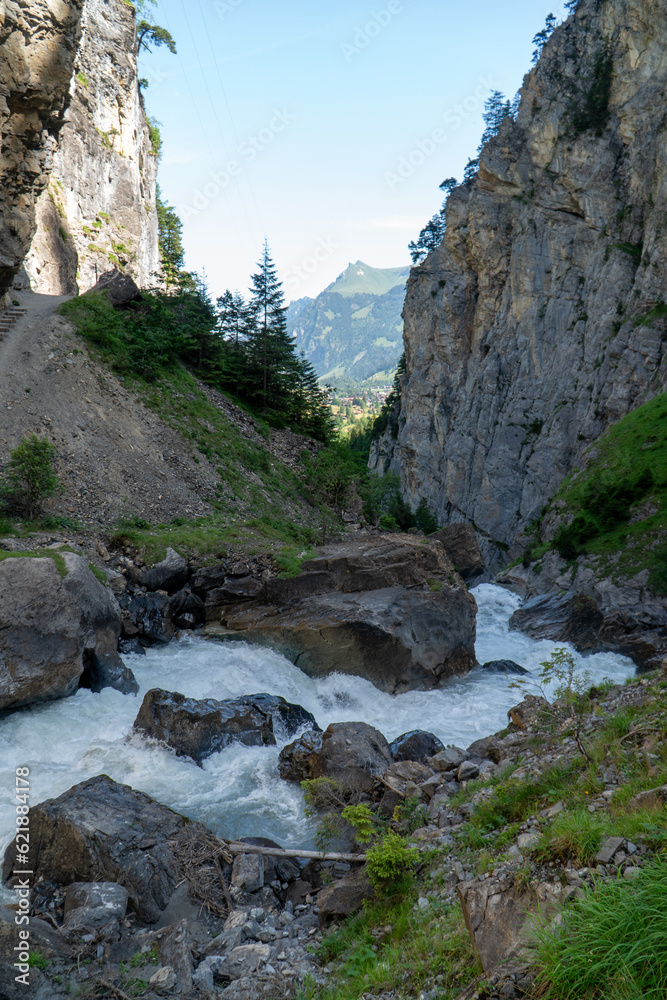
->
[134, 688, 318, 764]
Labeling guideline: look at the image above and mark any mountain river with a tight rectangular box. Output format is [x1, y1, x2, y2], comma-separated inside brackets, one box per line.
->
[0, 584, 635, 901]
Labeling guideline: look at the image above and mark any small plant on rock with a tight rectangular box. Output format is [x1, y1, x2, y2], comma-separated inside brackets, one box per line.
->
[366, 831, 420, 891]
[511, 648, 596, 761]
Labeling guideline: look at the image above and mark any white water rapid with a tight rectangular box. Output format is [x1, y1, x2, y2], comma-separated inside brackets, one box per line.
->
[0, 584, 636, 897]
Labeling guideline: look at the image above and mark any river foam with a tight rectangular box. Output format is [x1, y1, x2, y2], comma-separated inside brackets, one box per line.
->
[0, 584, 635, 892]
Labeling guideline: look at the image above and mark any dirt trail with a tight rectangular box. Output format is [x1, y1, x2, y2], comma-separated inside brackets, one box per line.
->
[0, 291, 219, 527]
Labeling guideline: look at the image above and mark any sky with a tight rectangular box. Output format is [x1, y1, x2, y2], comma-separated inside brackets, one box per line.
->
[140, 0, 571, 302]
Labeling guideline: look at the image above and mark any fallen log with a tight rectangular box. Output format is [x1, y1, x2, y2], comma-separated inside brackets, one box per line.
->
[224, 841, 365, 863]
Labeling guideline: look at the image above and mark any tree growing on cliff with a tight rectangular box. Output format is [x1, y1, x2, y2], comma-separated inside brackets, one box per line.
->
[478, 90, 512, 152]
[532, 13, 557, 64]
[408, 178, 458, 265]
[137, 22, 177, 56]
[157, 188, 188, 288]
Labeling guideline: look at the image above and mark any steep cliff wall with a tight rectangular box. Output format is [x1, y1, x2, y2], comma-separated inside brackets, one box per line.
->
[24, 0, 161, 294]
[0, 0, 84, 303]
[372, 0, 667, 563]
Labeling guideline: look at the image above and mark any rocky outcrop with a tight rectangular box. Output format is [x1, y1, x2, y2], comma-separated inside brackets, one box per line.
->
[207, 535, 477, 694]
[0, 551, 132, 711]
[0, 0, 84, 301]
[390, 730, 445, 763]
[431, 525, 485, 580]
[279, 721, 393, 790]
[372, 0, 667, 566]
[221, 585, 476, 694]
[24, 0, 160, 294]
[502, 554, 667, 670]
[2, 775, 188, 923]
[133, 689, 317, 764]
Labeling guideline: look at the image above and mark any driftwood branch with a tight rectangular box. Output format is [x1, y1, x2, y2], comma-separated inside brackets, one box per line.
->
[225, 841, 365, 863]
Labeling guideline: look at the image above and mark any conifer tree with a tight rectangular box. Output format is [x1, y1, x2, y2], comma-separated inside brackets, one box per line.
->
[478, 91, 511, 152]
[532, 13, 557, 64]
[156, 187, 187, 287]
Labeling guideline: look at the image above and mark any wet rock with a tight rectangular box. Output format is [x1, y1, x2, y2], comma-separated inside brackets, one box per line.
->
[278, 728, 323, 781]
[2, 775, 189, 923]
[481, 659, 530, 675]
[303, 721, 393, 792]
[509, 592, 603, 650]
[135, 547, 189, 593]
[134, 689, 316, 764]
[169, 588, 205, 629]
[431, 524, 485, 580]
[318, 869, 373, 925]
[222, 585, 476, 695]
[118, 637, 146, 656]
[125, 591, 174, 645]
[191, 562, 228, 592]
[0, 552, 123, 712]
[79, 648, 139, 695]
[390, 730, 445, 763]
[62, 882, 128, 931]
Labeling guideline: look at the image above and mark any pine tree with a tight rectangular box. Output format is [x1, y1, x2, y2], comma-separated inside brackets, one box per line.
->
[532, 13, 557, 64]
[409, 178, 458, 265]
[478, 91, 511, 152]
[157, 187, 187, 287]
[246, 240, 295, 414]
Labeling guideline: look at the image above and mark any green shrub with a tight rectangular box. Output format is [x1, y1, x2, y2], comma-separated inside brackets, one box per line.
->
[0, 434, 61, 519]
[535, 855, 667, 998]
[365, 831, 419, 890]
[536, 808, 607, 865]
[414, 497, 438, 534]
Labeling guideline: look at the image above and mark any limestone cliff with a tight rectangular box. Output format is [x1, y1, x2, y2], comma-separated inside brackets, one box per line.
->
[24, 0, 160, 293]
[0, 0, 160, 302]
[0, 0, 84, 303]
[371, 0, 667, 564]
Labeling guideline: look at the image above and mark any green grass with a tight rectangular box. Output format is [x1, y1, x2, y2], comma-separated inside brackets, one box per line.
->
[535, 855, 667, 998]
[0, 550, 68, 578]
[539, 390, 667, 589]
[60, 295, 326, 556]
[297, 892, 477, 1000]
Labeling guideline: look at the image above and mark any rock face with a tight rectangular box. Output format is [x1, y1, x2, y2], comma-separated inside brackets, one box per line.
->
[0, 552, 129, 711]
[133, 689, 317, 764]
[0, 0, 84, 301]
[24, 0, 160, 294]
[371, 0, 667, 565]
[2, 775, 187, 923]
[431, 525, 485, 580]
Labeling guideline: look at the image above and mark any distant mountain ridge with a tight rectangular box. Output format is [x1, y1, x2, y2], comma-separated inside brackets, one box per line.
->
[288, 261, 408, 385]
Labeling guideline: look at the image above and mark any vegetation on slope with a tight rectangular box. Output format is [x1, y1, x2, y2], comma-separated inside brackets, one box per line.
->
[523, 391, 667, 591]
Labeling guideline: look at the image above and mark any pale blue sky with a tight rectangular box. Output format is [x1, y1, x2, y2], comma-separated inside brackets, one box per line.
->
[140, 1, 570, 301]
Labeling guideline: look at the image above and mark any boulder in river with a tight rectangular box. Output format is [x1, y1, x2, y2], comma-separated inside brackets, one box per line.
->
[220, 584, 476, 694]
[280, 721, 393, 791]
[135, 546, 189, 594]
[278, 728, 323, 782]
[1, 775, 188, 923]
[390, 730, 445, 763]
[0, 551, 132, 711]
[430, 524, 485, 580]
[509, 592, 603, 650]
[481, 659, 530, 676]
[133, 689, 318, 764]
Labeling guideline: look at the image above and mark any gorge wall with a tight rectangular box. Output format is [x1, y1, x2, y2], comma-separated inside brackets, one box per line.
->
[371, 0, 667, 564]
[0, 0, 160, 303]
[0, 0, 84, 303]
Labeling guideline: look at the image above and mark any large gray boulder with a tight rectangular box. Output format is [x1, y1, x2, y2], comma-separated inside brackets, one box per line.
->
[0, 552, 132, 711]
[280, 721, 392, 791]
[133, 689, 317, 764]
[431, 524, 485, 580]
[1, 775, 188, 924]
[220, 584, 476, 694]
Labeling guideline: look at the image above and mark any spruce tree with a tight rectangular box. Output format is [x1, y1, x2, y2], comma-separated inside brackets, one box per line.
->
[156, 187, 187, 287]
[478, 91, 511, 152]
[246, 240, 294, 414]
